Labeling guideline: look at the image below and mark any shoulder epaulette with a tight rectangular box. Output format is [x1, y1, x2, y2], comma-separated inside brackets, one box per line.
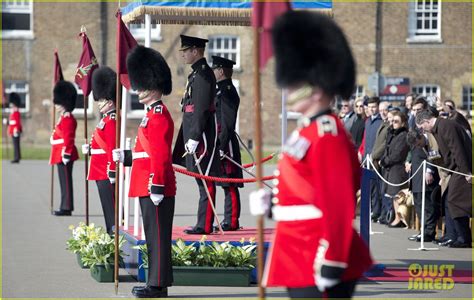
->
[317, 115, 338, 137]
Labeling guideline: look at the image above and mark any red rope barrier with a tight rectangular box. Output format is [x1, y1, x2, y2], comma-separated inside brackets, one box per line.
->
[172, 165, 276, 183]
[242, 153, 276, 168]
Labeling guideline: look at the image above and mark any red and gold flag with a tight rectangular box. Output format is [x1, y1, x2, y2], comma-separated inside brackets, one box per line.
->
[75, 31, 98, 97]
[117, 11, 138, 90]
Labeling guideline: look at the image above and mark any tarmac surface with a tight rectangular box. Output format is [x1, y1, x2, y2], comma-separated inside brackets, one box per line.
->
[2, 160, 473, 299]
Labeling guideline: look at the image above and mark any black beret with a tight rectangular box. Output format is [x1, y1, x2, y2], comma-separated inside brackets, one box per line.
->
[53, 81, 77, 112]
[211, 56, 236, 69]
[92, 66, 117, 102]
[8, 92, 21, 107]
[126, 45, 172, 95]
[272, 11, 356, 99]
[179, 35, 208, 50]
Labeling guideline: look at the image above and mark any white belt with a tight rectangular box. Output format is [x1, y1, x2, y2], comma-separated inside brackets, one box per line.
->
[132, 152, 149, 160]
[50, 138, 64, 145]
[90, 149, 106, 155]
[9, 120, 16, 125]
[272, 204, 323, 221]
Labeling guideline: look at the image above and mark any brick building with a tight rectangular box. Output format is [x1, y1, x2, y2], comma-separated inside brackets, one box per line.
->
[2, 1, 471, 147]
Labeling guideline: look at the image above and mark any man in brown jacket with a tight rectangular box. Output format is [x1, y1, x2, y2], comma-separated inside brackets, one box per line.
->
[416, 110, 472, 248]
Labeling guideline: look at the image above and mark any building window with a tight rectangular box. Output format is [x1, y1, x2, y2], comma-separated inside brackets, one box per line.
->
[353, 85, 365, 98]
[208, 35, 240, 69]
[412, 84, 440, 99]
[129, 23, 162, 41]
[462, 86, 473, 111]
[3, 81, 29, 113]
[72, 84, 94, 118]
[1, 0, 34, 39]
[126, 90, 145, 119]
[407, 0, 441, 42]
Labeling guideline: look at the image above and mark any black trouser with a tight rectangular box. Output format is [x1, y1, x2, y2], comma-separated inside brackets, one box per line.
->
[443, 189, 457, 241]
[287, 280, 357, 299]
[140, 196, 175, 287]
[370, 179, 381, 218]
[57, 162, 74, 211]
[96, 180, 115, 234]
[453, 217, 472, 245]
[195, 179, 216, 233]
[413, 191, 437, 238]
[12, 135, 21, 162]
[222, 186, 241, 229]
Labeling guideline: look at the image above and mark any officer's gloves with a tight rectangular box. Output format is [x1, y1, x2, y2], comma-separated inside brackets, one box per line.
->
[150, 194, 164, 206]
[249, 188, 271, 216]
[112, 149, 124, 163]
[148, 174, 164, 206]
[219, 150, 225, 159]
[62, 154, 71, 165]
[184, 139, 199, 155]
[316, 275, 340, 292]
[13, 130, 19, 138]
[81, 144, 90, 155]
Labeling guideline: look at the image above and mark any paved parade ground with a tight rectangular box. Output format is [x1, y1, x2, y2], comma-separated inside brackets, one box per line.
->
[2, 160, 473, 298]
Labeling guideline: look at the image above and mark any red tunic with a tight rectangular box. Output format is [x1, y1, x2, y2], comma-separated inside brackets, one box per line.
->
[129, 101, 176, 197]
[87, 111, 116, 181]
[49, 112, 79, 165]
[263, 111, 372, 288]
[8, 108, 22, 136]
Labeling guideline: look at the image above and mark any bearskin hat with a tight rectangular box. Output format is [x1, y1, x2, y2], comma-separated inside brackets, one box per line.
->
[126, 45, 172, 95]
[272, 11, 356, 99]
[53, 81, 77, 112]
[92, 66, 117, 102]
[9, 92, 21, 107]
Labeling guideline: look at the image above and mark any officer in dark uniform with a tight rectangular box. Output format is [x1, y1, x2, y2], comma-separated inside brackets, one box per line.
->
[172, 35, 220, 235]
[114, 45, 176, 298]
[211, 56, 243, 231]
[82, 66, 117, 235]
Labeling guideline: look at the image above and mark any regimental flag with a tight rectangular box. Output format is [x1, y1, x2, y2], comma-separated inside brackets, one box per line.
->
[53, 50, 64, 85]
[252, 0, 292, 71]
[117, 11, 138, 90]
[75, 30, 99, 97]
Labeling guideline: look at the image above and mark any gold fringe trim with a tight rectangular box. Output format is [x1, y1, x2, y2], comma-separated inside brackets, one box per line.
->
[122, 6, 333, 26]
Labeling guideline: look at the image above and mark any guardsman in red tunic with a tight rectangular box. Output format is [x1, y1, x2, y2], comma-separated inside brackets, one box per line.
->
[211, 56, 243, 231]
[249, 11, 373, 298]
[50, 81, 78, 216]
[113, 46, 176, 298]
[81, 66, 117, 234]
[8, 92, 22, 163]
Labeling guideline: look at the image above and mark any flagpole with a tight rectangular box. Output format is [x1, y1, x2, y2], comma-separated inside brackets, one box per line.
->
[50, 104, 56, 215]
[114, 78, 122, 295]
[84, 95, 90, 225]
[253, 26, 266, 300]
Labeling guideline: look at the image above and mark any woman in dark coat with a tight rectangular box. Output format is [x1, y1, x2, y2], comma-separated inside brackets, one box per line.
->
[379, 110, 410, 227]
[349, 97, 366, 149]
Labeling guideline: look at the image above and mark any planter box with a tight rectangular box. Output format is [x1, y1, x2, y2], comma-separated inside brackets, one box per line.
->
[90, 265, 114, 283]
[173, 266, 252, 286]
[76, 253, 89, 269]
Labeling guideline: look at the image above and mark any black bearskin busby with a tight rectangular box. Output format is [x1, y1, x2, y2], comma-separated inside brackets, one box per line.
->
[53, 81, 77, 112]
[126, 45, 172, 95]
[9, 92, 21, 107]
[272, 11, 356, 99]
[92, 66, 117, 102]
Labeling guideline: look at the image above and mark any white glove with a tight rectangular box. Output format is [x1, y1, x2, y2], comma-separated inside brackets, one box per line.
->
[112, 149, 124, 163]
[219, 150, 225, 159]
[249, 188, 271, 216]
[184, 139, 199, 155]
[81, 144, 90, 155]
[13, 130, 19, 138]
[62, 157, 70, 165]
[150, 194, 164, 206]
[316, 274, 340, 292]
[2, 118, 7, 125]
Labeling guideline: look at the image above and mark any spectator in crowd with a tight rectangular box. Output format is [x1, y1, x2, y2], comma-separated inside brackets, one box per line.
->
[416, 110, 472, 248]
[410, 96, 429, 130]
[340, 98, 356, 132]
[406, 130, 440, 242]
[402, 93, 416, 116]
[349, 97, 366, 149]
[443, 99, 471, 137]
[370, 101, 392, 224]
[363, 96, 383, 221]
[379, 110, 410, 228]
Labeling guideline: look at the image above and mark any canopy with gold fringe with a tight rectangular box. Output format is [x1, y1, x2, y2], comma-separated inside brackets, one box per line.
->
[120, 0, 332, 25]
